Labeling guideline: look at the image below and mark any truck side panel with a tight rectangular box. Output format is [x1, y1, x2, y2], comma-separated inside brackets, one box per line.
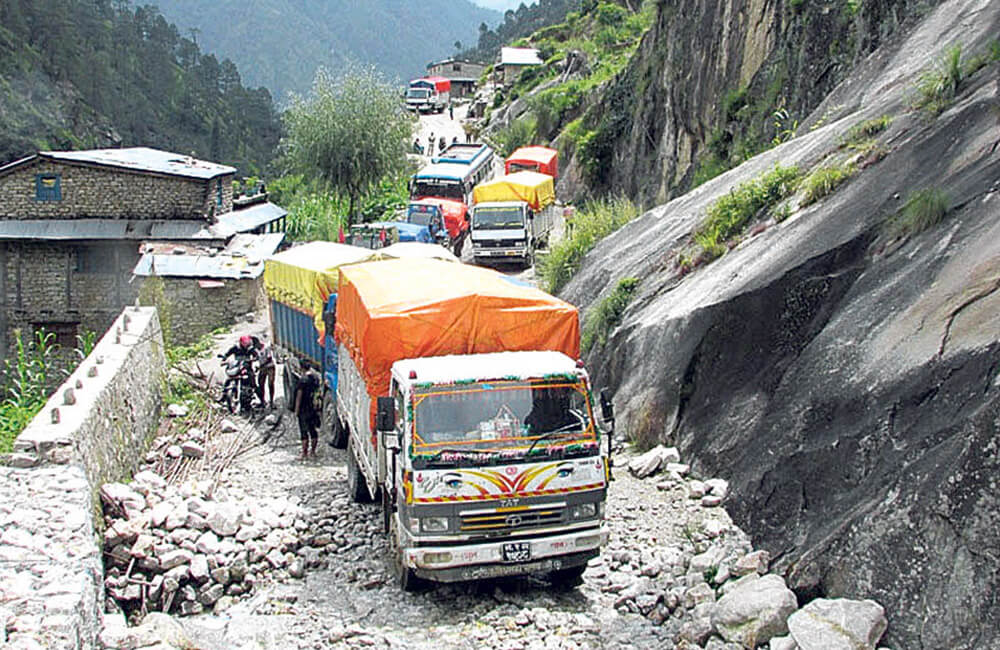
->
[337, 344, 377, 491]
[270, 299, 323, 368]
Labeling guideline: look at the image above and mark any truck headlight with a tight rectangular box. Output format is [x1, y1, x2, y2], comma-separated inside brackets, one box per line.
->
[420, 516, 449, 532]
[570, 503, 597, 519]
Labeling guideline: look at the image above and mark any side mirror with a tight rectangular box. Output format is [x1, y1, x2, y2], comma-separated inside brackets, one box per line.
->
[382, 429, 401, 452]
[599, 389, 614, 424]
[376, 396, 395, 433]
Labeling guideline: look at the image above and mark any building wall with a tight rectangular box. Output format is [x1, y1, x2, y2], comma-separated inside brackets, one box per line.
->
[1, 241, 142, 358]
[157, 276, 262, 346]
[1, 307, 165, 649]
[428, 60, 485, 80]
[0, 159, 234, 220]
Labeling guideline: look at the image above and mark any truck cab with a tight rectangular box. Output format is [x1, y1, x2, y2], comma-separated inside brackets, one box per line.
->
[348, 350, 610, 588]
[470, 200, 535, 263]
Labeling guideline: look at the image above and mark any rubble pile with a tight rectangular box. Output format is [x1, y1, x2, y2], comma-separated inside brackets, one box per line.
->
[100, 470, 319, 619]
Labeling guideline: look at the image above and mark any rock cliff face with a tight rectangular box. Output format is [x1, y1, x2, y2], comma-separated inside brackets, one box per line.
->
[564, 1, 1000, 647]
[561, 0, 935, 206]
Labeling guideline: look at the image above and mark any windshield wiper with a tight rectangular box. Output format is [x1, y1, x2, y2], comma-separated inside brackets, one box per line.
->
[526, 423, 583, 455]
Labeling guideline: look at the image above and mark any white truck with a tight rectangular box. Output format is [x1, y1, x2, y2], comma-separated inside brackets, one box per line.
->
[405, 76, 451, 114]
[470, 171, 556, 266]
[332, 258, 613, 589]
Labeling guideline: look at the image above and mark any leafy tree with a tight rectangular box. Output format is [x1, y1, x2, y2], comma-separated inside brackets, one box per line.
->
[282, 64, 414, 225]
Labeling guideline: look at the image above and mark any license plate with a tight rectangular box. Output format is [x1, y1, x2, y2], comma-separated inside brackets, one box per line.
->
[502, 542, 531, 562]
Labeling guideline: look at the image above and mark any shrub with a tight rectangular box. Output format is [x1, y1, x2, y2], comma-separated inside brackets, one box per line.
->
[0, 329, 58, 453]
[800, 162, 856, 206]
[582, 277, 639, 352]
[539, 196, 639, 294]
[915, 45, 964, 115]
[888, 188, 949, 238]
[493, 117, 538, 158]
[693, 164, 800, 260]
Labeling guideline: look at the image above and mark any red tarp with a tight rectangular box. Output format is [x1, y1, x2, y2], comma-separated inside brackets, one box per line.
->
[505, 146, 559, 178]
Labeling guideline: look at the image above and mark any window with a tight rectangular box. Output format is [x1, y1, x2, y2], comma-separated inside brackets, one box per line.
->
[35, 174, 62, 201]
[453, 63, 461, 72]
[75, 245, 116, 274]
[32, 322, 79, 349]
[216, 180, 223, 207]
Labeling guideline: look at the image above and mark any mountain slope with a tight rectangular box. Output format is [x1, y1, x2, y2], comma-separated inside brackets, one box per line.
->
[151, 0, 500, 103]
[562, 0, 1000, 646]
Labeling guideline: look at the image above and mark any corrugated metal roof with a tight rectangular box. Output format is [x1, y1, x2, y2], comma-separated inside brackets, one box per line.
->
[40, 147, 235, 179]
[217, 202, 287, 232]
[500, 47, 543, 66]
[132, 232, 284, 279]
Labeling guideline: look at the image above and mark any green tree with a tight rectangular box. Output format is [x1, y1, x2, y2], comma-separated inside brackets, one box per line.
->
[282, 64, 414, 225]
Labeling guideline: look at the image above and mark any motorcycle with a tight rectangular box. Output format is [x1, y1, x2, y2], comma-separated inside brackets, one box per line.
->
[220, 355, 256, 415]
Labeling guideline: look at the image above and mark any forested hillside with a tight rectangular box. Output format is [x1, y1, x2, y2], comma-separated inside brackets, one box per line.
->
[0, 0, 281, 172]
[150, 0, 500, 104]
[462, 0, 580, 62]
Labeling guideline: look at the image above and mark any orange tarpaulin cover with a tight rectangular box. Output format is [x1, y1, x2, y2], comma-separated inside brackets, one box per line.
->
[335, 258, 580, 425]
[505, 146, 559, 178]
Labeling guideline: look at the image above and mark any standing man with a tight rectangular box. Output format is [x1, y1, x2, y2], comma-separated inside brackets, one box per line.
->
[256, 336, 276, 409]
[294, 369, 321, 459]
[449, 103, 454, 120]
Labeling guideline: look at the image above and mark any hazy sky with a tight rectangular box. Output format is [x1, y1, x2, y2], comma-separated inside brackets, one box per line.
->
[472, 0, 530, 11]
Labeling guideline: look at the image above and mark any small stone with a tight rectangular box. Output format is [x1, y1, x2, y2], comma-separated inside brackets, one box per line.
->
[190, 555, 210, 582]
[207, 503, 242, 537]
[210, 567, 231, 585]
[197, 583, 225, 606]
[220, 419, 239, 433]
[701, 495, 724, 507]
[687, 480, 707, 499]
[166, 404, 189, 417]
[158, 549, 193, 570]
[705, 478, 729, 499]
[664, 462, 690, 476]
[166, 445, 183, 459]
[288, 558, 306, 579]
[733, 550, 771, 577]
[195, 531, 220, 555]
[181, 441, 205, 458]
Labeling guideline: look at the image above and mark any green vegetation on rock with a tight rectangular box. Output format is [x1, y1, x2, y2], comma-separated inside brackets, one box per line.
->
[889, 188, 950, 238]
[800, 162, 856, 207]
[539, 197, 639, 294]
[915, 42, 999, 116]
[582, 277, 640, 353]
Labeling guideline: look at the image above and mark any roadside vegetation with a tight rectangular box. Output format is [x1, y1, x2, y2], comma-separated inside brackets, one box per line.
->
[915, 41, 1000, 115]
[690, 164, 800, 262]
[539, 196, 639, 294]
[887, 188, 950, 238]
[581, 277, 639, 353]
[1, 328, 95, 453]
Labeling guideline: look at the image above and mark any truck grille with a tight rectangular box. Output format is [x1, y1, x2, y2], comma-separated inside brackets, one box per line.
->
[460, 506, 564, 534]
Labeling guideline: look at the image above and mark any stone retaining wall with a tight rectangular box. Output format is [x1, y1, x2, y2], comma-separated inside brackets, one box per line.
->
[1, 307, 166, 649]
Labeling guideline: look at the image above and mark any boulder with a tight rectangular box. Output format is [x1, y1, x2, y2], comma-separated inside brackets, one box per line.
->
[787, 599, 887, 650]
[733, 550, 771, 577]
[627, 445, 681, 478]
[769, 636, 799, 650]
[705, 478, 729, 499]
[712, 574, 798, 647]
[158, 549, 193, 571]
[190, 554, 210, 583]
[207, 503, 242, 537]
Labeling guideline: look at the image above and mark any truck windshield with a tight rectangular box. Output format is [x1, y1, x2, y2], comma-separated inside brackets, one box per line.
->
[411, 379, 598, 466]
[473, 206, 525, 229]
[407, 88, 430, 99]
[412, 181, 464, 202]
[407, 210, 438, 226]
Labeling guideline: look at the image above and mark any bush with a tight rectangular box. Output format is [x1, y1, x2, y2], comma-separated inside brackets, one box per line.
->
[693, 164, 800, 260]
[1, 329, 58, 453]
[800, 162, 856, 206]
[582, 279, 639, 352]
[493, 117, 538, 158]
[888, 188, 949, 238]
[915, 45, 964, 115]
[539, 196, 639, 294]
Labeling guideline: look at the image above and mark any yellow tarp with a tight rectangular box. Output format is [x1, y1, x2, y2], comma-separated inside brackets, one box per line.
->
[335, 258, 580, 427]
[472, 171, 555, 211]
[263, 242, 376, 337]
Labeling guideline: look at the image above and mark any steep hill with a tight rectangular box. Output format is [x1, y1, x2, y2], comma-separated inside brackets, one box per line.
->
[562, 0, 1000, 647]
[0, 1, 280, 172]
[150, 0, 501, 104]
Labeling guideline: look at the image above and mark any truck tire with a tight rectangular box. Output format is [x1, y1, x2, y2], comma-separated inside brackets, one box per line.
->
[321, 391, 348, 449]
[347, 438, 372, 503]
[389, 515, 422, 592]
[282, 366, 296, 411]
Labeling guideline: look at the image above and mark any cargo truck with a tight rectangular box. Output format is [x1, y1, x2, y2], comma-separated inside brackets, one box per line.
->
[405, 77, 451, 113]
[470, 171, 556, 266]
[505, 146, 559, 178]
[332, 258, 613, 590]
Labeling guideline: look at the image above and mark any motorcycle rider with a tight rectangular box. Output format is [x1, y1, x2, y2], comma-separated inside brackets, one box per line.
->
[220, 334, 259, 405]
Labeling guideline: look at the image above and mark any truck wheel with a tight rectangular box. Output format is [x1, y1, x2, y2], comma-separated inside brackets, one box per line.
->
[347, 438, 372, 503]
[389, 515, 422, 592]
[548, 564, 586, 589]
[282, 366, 296, 411]
[321, 391, 347, 449]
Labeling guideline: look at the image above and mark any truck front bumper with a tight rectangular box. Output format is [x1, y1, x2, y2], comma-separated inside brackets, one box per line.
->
[472, 246, 528, 260]
[404, 525, 608, 582]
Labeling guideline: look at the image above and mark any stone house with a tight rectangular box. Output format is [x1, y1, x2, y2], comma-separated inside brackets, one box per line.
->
[496, 47, 543, 85]
[426, 59, 486, 98]
[0, 147, 286, 359]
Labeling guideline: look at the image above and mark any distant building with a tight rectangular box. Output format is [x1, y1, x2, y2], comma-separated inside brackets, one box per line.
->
[0, 147, 286, 356]
[426, 59, 487, 98]
[496, 47, 544, 85]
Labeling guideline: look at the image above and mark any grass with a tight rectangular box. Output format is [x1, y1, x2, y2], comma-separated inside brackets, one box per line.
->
[800, 162, 857, 206]
[840, 115, 892, 148]
[538, 196, 639, 294]
[582, 277, 639, 353]
[165, 331, 219, 366]
[910, 41, 1000, 115]
[692, 164, 800, 261]
[888, 188, 949, 238]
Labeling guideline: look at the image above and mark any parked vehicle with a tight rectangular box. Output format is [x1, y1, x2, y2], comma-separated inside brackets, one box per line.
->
[264, 242, 377, 447]
[410, 143, 495, 255]
[405, 77, 451, 113]
[405, 200, 450, 245]
[505, 146, 559, 178]
[220, 356, 256, 414]
[332, 258, 612, 590]
[470, 171, 556, 266]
